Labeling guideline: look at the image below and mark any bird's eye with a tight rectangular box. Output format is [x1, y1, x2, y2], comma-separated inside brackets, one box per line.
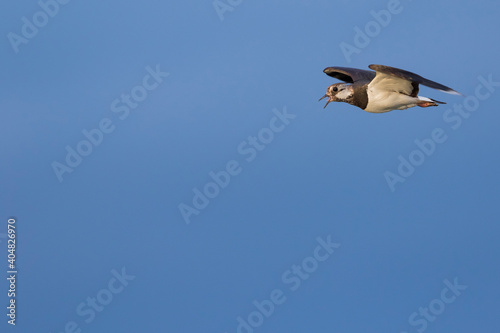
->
[332, 87, 338, 92]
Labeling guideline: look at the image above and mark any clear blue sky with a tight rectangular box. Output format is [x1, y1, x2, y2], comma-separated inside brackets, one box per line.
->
[1, 0, 499, 332]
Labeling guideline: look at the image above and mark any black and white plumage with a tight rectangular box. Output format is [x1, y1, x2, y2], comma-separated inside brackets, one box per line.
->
[319, 64, 461, 113]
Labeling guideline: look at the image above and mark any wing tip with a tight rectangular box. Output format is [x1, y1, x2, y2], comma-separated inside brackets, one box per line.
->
[441, 89, 463, 96]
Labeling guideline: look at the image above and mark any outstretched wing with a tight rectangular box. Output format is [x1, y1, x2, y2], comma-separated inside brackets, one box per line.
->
[368, 64, 461, 95]
[323, 67, 376, 84]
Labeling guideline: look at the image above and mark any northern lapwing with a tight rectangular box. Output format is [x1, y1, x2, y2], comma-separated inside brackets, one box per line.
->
[319, 65, 461, 113]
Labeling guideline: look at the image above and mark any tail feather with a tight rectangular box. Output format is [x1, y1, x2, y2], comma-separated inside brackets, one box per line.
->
[430, 98, 446, 104]
[418, 95, 446, 105]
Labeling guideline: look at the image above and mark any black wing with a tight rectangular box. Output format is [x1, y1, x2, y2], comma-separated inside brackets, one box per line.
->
[323, 67, 376, 84]
[368, 64, 461, 95]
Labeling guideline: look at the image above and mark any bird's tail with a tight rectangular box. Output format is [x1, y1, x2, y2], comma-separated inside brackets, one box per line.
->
[417, 96, 446, 107]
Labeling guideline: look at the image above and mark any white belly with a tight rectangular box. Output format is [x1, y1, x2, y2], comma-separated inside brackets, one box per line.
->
[364, 87, 419, 113]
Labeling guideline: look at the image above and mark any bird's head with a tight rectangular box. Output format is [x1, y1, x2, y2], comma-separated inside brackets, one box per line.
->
[319, 83, 351, 108]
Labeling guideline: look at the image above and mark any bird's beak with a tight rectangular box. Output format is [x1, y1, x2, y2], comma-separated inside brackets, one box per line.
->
[319, 94, 331, 109]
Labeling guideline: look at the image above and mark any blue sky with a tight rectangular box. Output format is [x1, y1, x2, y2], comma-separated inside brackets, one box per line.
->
[1, 0, 500, 332]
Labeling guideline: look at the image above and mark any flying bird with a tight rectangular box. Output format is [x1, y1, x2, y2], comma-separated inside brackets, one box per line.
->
[319, 64, 461, 113]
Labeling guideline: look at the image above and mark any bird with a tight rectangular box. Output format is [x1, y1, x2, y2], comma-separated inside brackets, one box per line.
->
[319, 64, 461, 113]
